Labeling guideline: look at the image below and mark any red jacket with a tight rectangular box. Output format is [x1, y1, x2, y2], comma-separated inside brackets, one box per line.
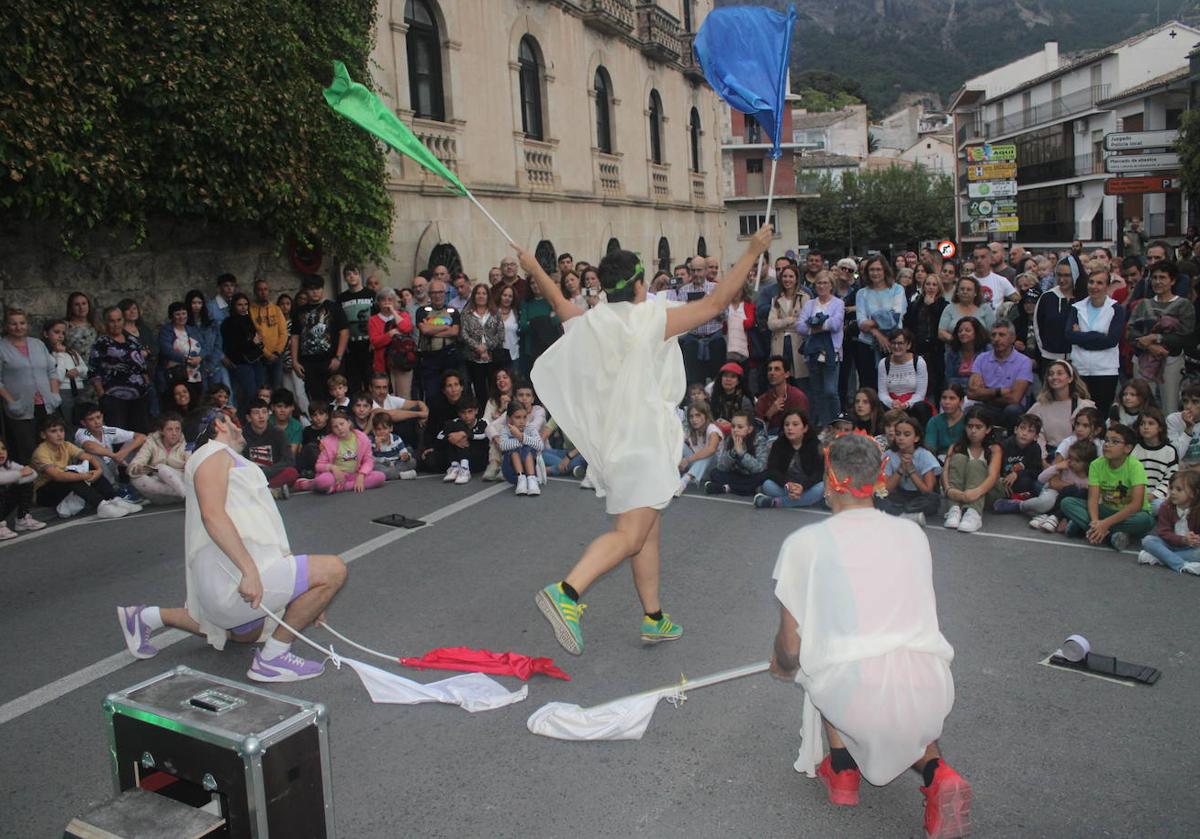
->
[1152, 502, 1200, 547]
[368, 312, 415, 373]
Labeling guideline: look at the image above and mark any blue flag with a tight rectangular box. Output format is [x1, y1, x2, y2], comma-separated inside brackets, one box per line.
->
[693, 4, 796, 160]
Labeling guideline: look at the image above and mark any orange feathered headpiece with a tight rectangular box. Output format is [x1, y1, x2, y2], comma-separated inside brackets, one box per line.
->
[822, 429, 889, 498]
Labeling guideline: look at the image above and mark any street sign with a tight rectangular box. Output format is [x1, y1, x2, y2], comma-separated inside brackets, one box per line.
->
[967, 162, 1017, 180]
[967, 180, 1018, 198]
[970, 217, 1019, 234]
[1104, 153, 1180, 173]
[937, 240, 957, 258]
[968, 198, 1019, 218]
[1104, 176, 1181, 195]
[1103, 130, 1178, 151]
[966, 143, 1017, 162]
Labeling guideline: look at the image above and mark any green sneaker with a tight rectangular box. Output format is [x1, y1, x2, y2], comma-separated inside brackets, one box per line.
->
[535, 583, 585, 655]
[641, 613, 683, 644]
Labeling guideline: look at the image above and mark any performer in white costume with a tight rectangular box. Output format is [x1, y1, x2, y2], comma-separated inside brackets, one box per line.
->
[117, 411, 347, 682]
[770, 431, 972, 839]
[527, 225, 772, 655]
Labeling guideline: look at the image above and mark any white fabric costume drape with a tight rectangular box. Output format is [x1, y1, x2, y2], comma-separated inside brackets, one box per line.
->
[184, 441, 297, 649]
[532, 297, 685, 515]
[773, 508, 955, 785]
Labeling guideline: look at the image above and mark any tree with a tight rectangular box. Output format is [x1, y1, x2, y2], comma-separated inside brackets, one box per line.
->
[0, 0, 392, 262]
[1177, 108, 1200, 205]
[797, 165, 953, 254]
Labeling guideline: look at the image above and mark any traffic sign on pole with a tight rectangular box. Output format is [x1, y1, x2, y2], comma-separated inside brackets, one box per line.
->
[1104, 176, 1181, 196]
[1103, 130, 1179, 152]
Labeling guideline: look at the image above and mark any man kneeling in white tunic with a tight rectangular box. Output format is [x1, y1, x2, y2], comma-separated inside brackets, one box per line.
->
[770, 431, 972, 839]
[117, 411, 347, 682]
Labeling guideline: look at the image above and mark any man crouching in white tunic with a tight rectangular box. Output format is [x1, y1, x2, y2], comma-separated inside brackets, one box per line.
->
[770, 431, 972, 839]
[117, 410, 347, 683]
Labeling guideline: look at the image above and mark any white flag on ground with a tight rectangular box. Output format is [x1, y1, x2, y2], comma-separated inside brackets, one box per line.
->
[340, 656, 528, 713]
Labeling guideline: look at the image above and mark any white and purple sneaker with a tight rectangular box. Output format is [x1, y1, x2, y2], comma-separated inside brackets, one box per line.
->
[247, 650, 326, 683]
[117, 606, 158, 659]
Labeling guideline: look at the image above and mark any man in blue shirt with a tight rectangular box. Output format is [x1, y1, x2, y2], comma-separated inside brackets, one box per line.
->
[967, 319, 1035, 430]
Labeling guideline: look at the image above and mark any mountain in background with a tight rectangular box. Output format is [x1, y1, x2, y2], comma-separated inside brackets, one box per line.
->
[715, 0, 1200, 115]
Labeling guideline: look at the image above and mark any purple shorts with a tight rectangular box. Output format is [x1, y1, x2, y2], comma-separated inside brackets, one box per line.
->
[230, 554, 310, 636]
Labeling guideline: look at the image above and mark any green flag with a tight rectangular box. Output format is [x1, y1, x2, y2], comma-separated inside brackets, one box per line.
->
[323, 60, 467, 196]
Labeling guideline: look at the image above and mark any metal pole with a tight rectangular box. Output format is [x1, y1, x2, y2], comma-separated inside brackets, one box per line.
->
[754, 156, 780, 292]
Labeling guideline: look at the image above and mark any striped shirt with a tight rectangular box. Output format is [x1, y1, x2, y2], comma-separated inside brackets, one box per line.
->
[1133, 440, 1179, 501]
[670, 281, 724, 337]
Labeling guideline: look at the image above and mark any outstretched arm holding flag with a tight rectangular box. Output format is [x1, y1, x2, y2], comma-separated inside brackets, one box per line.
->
[322, 61, 516, 246]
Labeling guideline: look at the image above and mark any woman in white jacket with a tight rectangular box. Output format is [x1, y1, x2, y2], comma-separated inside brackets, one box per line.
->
[1066, 269, 1126, 417]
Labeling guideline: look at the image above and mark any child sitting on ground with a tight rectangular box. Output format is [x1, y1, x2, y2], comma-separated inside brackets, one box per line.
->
[126, 412, 189, 504]
[31, 416, 132, 518]
[205, 383, 239, 426]
[678, 400, 722, 496]
[370, 413, 417, 480]
[74, 403, 147, 504]
[877, 414, 942, 525]
[0, 439, 44, 538]
[301, 409, 385, 494]
[991, 414, 1043, 511]
[1022, 439, 1096, 533]
[880, 407, 908, 451]
[754, 408, 824, 509]
[1137, 469, 1200, 575]
[242, 399, 299, 498]
[876, 329, 932, 427]
[942, 406, 1002, 534]
[542, 417, 588, 480]
[327, 374, 350, 411]
[270, 388, 303, 454]
[850, 387, 885, 441]
[924, 385, 966, 463]
[296, 403, 330, 478]
[1134, 407, 1179, 515]
[705, 409, 770, 496]
[1167, 384, 1200, 466]
[499, 401, 543, 496]
[1050, 406, 1104, 466]
[1060, 423, 1154, 552]
[349, 393, 375, 433]
[440, 397, 489, 484]
[1109, 379, 1154, 429]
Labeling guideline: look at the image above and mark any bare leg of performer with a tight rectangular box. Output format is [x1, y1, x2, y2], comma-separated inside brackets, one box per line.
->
[540, 508, 678, 655]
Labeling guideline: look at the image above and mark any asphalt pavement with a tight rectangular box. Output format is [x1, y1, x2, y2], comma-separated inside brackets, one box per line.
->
[2, 475, 1198, 837]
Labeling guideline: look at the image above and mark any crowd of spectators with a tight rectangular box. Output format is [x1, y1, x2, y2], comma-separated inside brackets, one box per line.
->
[2, 238, 1200, 575]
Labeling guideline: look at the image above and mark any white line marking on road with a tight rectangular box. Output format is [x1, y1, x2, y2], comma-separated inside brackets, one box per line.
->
[0, 482, 508, 727]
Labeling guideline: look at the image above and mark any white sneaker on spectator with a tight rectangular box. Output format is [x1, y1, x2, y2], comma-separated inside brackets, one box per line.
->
[1181, 562, 1200, 575]
[1136, 550, 1161, 566]
[13, 514, 45, 532]
[399, 469, 418, 480]
[943, 506, 962, 529]
[97, 499, 129, 519]
[526, 477, 541, 496]
[112, 498, 142, 514]
[957, 508, 982, 533]
[444, 464, 460, 483]
[0, 524, 17, 540]
[515, 475, 529, 496]
[1028, 514, 1048, 530]
[454, 465, 471, 485]
[1038, 514, 1059, 532]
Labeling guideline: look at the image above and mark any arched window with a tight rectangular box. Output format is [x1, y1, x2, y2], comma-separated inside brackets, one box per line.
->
[657, 237, 671, 273]
[648, 90, 663, 165]
[518, 36, 544, 141]
[689, 107, 702, 173]
[594, 68, 613, 154]
[606, 237, 622, 255]
[427, 242, 463, 277]
[405, 0, 445, 122]
[696, 236, 708, 257]
[535, 240, 557, 275]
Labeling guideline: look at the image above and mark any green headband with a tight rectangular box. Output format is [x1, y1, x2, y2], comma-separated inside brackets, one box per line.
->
[613, 258, 644, 291]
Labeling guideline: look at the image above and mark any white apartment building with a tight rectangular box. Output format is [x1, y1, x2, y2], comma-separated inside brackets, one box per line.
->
[949, 21, 1199, 248]
[372, 0, 725, 279]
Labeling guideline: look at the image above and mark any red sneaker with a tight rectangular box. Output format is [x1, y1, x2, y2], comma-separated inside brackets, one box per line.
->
[816, 753, 861, 806]
[1010, 491, 1033, 502]
[921, 762, 973, 839]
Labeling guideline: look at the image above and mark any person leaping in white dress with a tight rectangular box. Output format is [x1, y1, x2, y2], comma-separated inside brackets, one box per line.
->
[524, 225, 773, 655]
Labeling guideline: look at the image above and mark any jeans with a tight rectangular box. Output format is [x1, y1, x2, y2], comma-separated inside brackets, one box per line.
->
[760, 478, 825, 508]
[680, 453, 713, 485]
[876, 487, 942, 517]
[418, 348, 460, 403]
[1059, 498, 1154, 541]
[679, 333, 727, 385]
[3, 405, 47, 466]
[1140, 533, 1200, 571]
[708, 467, 767, 496]
[849, 340, 881, 394]
[542, 448, 586, 476]
[978, 401, 1026, 432]
[263, 355, 285, 390]
[501, 445, 539, 484]
[1081, 375, 1119, 418]
[230, 361, 265, 412]
[807, 360, 840, 427]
